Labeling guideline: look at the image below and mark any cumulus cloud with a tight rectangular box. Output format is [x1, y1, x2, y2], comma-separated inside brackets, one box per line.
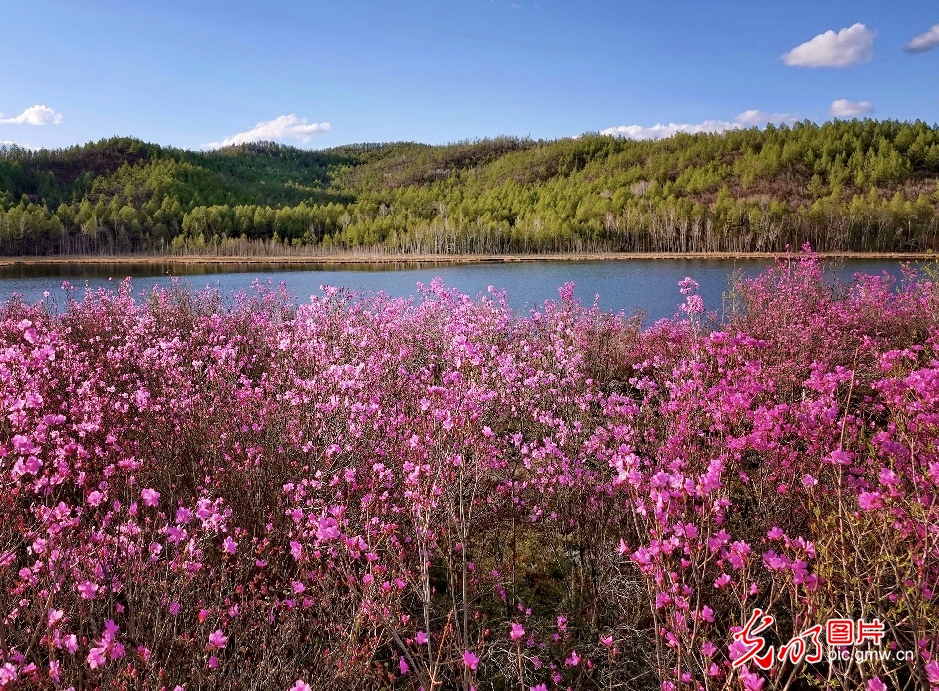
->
[734, 110, 799, 127]
[206, 115, 330, 149]
[601, 121, 736, 140]
[600, 110, 799, 141]
[0, 140, 34, 152]
[782, 23, 874, 67]
[829, 99, 874, 118]
[0, 105, 63, 126]
[905, 24, 939, 53]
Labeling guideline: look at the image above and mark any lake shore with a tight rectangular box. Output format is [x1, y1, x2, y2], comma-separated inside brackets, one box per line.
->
[0, 250, 935, 267]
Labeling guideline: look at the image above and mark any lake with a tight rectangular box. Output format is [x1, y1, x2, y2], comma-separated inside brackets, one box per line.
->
[0, 257, 922, 324]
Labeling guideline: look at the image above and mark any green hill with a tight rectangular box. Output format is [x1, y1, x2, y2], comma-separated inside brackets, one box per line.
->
[2, 119, 938, 256]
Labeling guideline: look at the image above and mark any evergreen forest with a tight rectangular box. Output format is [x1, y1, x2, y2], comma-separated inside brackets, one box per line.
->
[2, 118, 939, 256]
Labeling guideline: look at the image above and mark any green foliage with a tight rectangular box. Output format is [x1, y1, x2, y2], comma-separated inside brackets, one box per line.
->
[1, 120, 938, 256]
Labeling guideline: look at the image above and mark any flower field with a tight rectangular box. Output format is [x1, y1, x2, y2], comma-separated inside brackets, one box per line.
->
[1, 250, 937, 690]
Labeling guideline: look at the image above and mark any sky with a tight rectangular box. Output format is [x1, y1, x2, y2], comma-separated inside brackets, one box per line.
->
[1, 0, 937, 151]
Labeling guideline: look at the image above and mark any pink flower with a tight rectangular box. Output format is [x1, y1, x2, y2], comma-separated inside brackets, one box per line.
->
[207, 655, 219, 669]
[223, 536, 237, 555]
[678, 277, 699, 296]
[463, 650, 479, 670]
[681, 294, 705, 315]
[415, 631, 428, 645]
[878, 468, 899, 486]
[829, 449, 853, 466]
[925, 660, 939, 684]
[207, 629, 228, 650]
[290, 681, 312, 691]
[398, 657, 409, 675]
[565, 650, 580, 666]
[858, 492, 883, 510]
[740, 665, 765, 691]
[290, 541, 303, 560]
[927, 462, 939, 487]
[600, 635, 613, 648]
[141, 488, 160, 507]
[714, 573, 731, 588]
[62, 634, 78, 653]
[867, 678, 887, 691]
[510, 622, 525, 641]
[728, 639, 748, 662]
[87, 647, 106, 669]
[531, 685, 548, 691]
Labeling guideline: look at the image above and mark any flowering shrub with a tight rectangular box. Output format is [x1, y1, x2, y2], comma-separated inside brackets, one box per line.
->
[0, 251, 937, 690]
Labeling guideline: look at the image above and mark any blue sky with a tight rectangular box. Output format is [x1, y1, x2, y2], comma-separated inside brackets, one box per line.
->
[1, 0, 937, 151]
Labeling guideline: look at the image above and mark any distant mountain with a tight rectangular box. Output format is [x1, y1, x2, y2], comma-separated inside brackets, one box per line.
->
[1, 120, 938, 256]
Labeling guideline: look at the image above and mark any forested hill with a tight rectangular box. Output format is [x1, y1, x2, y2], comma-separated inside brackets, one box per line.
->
[2, 119, 939, 256]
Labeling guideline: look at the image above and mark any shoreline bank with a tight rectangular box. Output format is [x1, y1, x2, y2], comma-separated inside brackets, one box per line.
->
[0, 250, 934, 268]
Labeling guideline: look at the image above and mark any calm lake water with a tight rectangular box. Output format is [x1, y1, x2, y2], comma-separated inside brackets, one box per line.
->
[0, 258, 921, 324]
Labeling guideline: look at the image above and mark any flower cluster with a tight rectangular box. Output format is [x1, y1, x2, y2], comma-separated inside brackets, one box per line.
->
[0, 252, 936, 690]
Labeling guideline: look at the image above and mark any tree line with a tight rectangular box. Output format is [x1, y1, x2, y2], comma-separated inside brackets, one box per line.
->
[1, 119, 938, 256]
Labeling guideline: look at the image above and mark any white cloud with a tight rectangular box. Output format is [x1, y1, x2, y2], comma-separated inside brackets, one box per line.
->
[206, 115, 330, 149]
[600, 110, 799, 141]
[601, 120, 736, 140]
[905, 24, 939, 53]
[734, 110, 799, 127]
[0, 105, 63, 126]
[0, 140, 34, 151]
[782, 23, 874, 68]
[829, 99, 874, 118]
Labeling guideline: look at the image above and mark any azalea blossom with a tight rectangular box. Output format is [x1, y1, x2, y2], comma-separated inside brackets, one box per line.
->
[141, 488, 160, 506]
[207, 629, 228, 650]
[463, 650, 479, 670]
